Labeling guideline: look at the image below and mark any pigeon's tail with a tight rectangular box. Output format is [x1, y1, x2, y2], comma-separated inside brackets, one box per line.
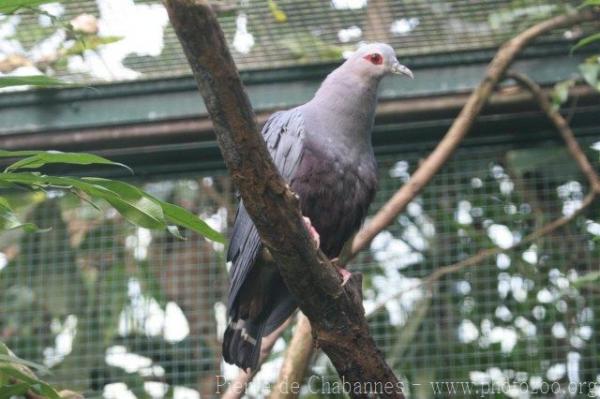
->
[222, 318, 266, 371]
[223, 293, 297, 371]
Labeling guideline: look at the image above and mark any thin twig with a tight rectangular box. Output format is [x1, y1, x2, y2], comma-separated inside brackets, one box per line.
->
[269, 314, 313, 399]
[366, 192, 596, 318]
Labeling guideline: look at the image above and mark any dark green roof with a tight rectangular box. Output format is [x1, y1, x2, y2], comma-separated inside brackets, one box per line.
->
[1, 0, 586, 83]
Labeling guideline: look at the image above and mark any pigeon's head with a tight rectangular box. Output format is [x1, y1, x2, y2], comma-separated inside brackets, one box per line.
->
[345, 43, 413, 80]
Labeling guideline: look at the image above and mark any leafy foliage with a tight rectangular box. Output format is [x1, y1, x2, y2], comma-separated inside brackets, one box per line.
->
[0, 150, 131, 172]
[550, 1, 600, 106]
[579, 57, 600, 91]
[0, 150, 224, 243]
[63, 35, 123, 57]
[0, 0, 57, 14]
[267, 0, 287, 23]
[0, 341, 64, 399]
[550, 79, 575, 109]
[0, 198, 43, 233]
[0, 0, 122, 89]
[572, 32, 600, 53]
[0, 75, 69, 89]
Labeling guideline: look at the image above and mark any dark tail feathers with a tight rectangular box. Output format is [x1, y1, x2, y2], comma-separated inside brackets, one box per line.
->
[223, 293, 297, 370]
[222, 318, 266, 371]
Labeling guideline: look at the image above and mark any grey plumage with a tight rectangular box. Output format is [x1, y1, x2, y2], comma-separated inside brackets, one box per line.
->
[223, 43, 412, 370]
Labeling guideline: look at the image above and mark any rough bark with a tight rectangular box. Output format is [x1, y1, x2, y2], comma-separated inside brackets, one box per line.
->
[162, 0, 405, 397]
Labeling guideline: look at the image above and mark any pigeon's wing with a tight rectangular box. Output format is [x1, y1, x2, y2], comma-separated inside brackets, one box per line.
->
[226, 108, 306, 314]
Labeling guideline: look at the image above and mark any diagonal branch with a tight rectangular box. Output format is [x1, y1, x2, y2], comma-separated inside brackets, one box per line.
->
[162, 0, 404, 397]
[369, 71, 600, 316]
[505, 71, 600, 193]
[348, 9, 600, 259]
[367, 192, 596, 318]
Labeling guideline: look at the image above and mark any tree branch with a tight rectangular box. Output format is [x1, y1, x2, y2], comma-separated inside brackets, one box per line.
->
[505, 71, 600, 193]
[162, 0, 404, 397]
[266, 9, 600, 397]
[268, 313, 313, 399]
[349, 9, 599, 258]
[367, 192, 596, 318]
[369, 70, 600, 316]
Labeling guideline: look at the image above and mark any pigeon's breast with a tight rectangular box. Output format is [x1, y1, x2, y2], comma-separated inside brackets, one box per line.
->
[290, 143, 377, 258]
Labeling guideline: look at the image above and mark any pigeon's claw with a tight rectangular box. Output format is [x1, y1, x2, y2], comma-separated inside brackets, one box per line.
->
[331, 257, 352, 286]
[338, 268, 352, 286]
[303, 216, 320, 249]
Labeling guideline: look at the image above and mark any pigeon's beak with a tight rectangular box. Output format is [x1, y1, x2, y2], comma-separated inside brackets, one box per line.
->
[391, 61, 414, 79]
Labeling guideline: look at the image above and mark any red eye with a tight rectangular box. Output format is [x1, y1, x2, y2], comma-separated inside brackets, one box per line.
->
[363, 53, 383, 65]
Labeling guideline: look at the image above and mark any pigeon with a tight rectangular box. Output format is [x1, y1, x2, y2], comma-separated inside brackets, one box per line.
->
[223, 43, 413, 370]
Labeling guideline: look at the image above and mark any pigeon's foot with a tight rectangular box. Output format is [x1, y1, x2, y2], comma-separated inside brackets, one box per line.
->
[338, 268, 352, 286]
[331, 257, 352, 286]
[302, 216, 320, 249]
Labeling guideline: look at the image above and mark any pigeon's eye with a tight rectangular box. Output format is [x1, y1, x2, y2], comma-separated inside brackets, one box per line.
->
[364, 53, 383, 65]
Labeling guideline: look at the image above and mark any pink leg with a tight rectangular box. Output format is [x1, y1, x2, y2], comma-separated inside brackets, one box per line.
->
[331, 257, 352, 286]
[303, 216, 320, 249]
[338, 268, 352, 286]
[302, 219, 351, 285]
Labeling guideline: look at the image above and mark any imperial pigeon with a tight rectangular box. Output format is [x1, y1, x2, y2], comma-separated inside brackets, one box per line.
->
[223, 43, 413, 370]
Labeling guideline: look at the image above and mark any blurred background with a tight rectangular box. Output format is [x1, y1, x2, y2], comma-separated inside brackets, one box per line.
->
[0, 0, 599, 398]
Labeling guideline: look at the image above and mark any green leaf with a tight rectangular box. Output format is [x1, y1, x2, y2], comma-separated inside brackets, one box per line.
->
[0, 150, 48, 158]
[0, 343, 9, 356]
[578, 0, 600, 8]
[268, 0, 287, 22]
[0, 196, 41, 232]
[579, 60, 600, 91]
[64, 35, 123, 56]
[572, 271, 600, 288]
[85, 178, 225, 242]
[571, 32, 600, 53]
[0, 343, 49, 375]
[0, 172, 224, 242]
[0, 366, 61, 399]
[0, 355, 49, 375]
[80, 177, 166, 228]
[0, 150, 132, 173]
[0, 75, 69, 88]
[161, 201, 225, 243]
[0, 0, 56, 13]
[0, 382, 30, 399]
[0, 173, 166, 230]
[550, 79, 575, 109]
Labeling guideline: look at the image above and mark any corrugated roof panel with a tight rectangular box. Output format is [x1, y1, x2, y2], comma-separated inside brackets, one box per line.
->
[0, 0, 586, 83]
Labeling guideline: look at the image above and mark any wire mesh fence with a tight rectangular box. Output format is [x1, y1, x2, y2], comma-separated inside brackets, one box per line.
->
[1, 0, 585, 83]
[0, 132, 599, 398]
